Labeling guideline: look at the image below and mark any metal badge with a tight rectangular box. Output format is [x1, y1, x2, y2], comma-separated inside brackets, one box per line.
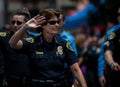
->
[56, 46, 63, 56]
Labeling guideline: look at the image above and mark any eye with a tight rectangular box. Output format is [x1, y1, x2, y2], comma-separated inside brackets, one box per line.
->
[48, 20, 60, 25]
[11, 20, 23, 25]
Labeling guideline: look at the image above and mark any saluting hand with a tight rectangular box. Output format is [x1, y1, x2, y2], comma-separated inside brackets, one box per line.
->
[25, 15, 46, 29]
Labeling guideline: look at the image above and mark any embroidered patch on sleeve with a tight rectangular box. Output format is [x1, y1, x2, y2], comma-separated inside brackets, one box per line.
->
[24, 37, 34, 43]
[0, 32, 6, 37]
[108, 32, 116, 40]
[66, 42, 74, 52]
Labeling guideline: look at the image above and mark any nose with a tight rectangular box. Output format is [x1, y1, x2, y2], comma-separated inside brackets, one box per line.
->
[13, 22, 18, 27]
[55, 22, 59, 26]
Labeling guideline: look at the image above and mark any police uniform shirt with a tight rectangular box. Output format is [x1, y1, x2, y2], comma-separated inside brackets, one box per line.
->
[22, 33, 78, 80]
[104, 28, 120, 64]
[98, 24, 120, 77]
[0, 31, 30, 76]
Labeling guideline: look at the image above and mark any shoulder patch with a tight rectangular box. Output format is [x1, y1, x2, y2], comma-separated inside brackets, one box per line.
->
[66, 42, 74, 52]
[0, 32, 6, 37]
[24, 37, 34, 43]
[108, 32, 115, 40]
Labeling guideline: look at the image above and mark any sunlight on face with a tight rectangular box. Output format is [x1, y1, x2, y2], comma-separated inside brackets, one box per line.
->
[43, 16, 59, 35]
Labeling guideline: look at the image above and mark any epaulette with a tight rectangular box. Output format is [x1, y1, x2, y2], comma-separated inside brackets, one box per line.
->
[23, 37, 34, 43]
[0, 32, 7, 37]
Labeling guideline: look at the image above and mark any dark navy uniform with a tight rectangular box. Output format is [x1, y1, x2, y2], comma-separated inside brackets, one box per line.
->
[104, 27, 120, 87]
[22, 33, 78, 87]
[0, 31, 31, 87]
[0, 49, 4, 87]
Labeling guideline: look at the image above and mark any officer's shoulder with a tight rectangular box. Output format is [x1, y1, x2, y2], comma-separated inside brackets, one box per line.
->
[108, 24, 120, 33]
[106, 28, 120, 40]
[62, 31, 74, 38]
[56, 36, 74, 51]
[56, 36, 67, 43]
[0, 32, 7, 37]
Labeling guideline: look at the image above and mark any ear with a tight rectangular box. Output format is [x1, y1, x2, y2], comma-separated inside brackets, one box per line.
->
[63, 20, 66, 25]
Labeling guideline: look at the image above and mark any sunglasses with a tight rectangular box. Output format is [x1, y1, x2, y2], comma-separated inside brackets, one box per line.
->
[11, 20, 23, 25]
[48, 20, 60, 25]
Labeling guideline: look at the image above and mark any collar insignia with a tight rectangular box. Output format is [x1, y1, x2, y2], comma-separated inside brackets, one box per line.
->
[36, 51, 44, 54]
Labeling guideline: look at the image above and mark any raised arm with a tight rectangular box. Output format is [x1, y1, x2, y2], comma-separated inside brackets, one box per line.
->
[9, 15, 46, 49]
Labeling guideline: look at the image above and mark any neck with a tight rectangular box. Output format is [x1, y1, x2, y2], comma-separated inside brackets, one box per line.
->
[43, 33, 54, 42]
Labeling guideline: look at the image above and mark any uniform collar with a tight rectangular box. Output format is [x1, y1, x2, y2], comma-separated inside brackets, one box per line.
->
[38, 33, 59, 45]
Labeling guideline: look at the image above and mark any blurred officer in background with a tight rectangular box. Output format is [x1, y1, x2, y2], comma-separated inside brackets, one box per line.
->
[104, 7, 120, 87]
[98, 7, 120, 87]
[9, 8, 87, 87]
[56, 10, 78, 56]
[0, 8, 32, 87]
[56, 10, 78, 86]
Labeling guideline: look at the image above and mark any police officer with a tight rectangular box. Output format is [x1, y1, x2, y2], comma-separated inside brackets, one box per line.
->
[56, 10, 78, 56]
[104, 7, 120, 87]
[98, 24, 120, 87]
[98, 7, 120, 87]
[0, 8, 32, 87]
[9, 8, 87, 87]
[56, 10, 79, 87]
[104, 26, 120, 87]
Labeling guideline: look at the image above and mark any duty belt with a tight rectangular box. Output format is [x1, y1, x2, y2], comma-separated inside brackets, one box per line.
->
[32, 79, 54, 83]
[31, 79, 71, 87]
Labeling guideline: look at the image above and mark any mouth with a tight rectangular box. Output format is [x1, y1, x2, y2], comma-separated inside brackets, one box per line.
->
[52, 27, 58, 33]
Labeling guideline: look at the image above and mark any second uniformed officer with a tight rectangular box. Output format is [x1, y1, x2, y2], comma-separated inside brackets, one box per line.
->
[104, 24, 120, 87]
[0, 8, 32, 87]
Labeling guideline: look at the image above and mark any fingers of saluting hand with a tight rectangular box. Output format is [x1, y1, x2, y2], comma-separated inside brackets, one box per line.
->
[25, 15, 46, 28]
[34, 15, 46, 25]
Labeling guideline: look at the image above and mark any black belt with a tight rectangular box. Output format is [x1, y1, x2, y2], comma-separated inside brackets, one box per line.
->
[32, 79, 55, 83]
[31, 79, 72, 87]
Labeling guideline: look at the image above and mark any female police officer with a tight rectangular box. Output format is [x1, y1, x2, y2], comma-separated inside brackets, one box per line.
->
[9, 8, 87, 87]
